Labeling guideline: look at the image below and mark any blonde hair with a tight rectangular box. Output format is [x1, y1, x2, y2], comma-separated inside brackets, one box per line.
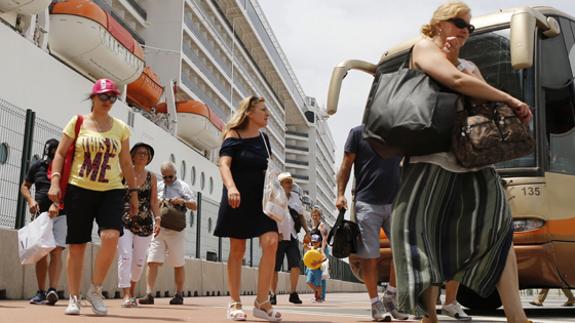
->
[223, 96, 265, 137]
[421, 1, 471, 38]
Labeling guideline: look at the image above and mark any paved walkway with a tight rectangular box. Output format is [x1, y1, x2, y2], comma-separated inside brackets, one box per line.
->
[2, 292, 574, 323]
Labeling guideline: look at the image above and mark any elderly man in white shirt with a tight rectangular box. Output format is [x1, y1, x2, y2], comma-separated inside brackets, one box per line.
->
[269, 172, 310, 305]
[139, 162, 197, 306]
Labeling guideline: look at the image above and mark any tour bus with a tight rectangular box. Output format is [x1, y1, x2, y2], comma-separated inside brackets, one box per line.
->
[327, 6, 575, 309]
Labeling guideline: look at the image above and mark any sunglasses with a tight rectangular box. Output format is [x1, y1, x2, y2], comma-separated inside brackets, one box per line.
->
[249, 96, 264, 106]
[162, 175, 175, 180]
[447, 18, 475, 34]
[97, 93, 118, 103]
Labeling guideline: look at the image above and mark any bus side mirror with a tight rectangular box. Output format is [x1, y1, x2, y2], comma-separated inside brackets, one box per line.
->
[510, 8, 560, 70]
[326, 60, 376, 116]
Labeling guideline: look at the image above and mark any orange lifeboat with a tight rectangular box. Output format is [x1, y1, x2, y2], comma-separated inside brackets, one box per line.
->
[127, 66, 164, 111]
[0, 0, 52, 15]
[49, 0, 144, 86]
[156, 100, 225, 150]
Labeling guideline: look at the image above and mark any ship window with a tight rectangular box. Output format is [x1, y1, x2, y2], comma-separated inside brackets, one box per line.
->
[208, 217, 212, 233]
[200, 172, 205, 190]
[191, 166, 196, 185]
[209, 177, 214, 194]
[170, 153, 176, 164]
[0, 143, 8, 164]
[181, 160, 187, 181]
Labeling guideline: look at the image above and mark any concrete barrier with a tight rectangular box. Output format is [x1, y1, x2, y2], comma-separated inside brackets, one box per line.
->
[0, 228, 366, 300]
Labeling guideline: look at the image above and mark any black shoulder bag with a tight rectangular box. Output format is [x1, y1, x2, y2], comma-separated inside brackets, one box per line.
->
[362, 48, 462, 158]
[327, 208, 360, 259]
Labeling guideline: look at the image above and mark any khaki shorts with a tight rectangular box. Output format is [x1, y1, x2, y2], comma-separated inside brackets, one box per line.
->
[147, 228, 185, 267]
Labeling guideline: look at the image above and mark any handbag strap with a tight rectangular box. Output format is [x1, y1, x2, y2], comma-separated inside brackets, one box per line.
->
[327, 208, 346, 247]
[260, 131, 271, 159]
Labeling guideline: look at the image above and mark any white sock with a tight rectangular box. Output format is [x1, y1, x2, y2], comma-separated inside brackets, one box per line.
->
[386, 286, 397, 294]
[371, 296, 380, 304]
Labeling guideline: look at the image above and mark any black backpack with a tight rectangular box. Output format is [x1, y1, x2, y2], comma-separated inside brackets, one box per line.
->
[288, 207, 302, 233]
[327, 208, 360, 259]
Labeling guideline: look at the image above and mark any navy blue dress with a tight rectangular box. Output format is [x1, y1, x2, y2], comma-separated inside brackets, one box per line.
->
[214, 133, 278, 239]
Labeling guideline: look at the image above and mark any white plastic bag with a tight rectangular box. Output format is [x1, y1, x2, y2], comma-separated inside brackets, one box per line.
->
[261, 132, 288, 223]
[321, 260, 330, 280]
[18, 212, 56, 265]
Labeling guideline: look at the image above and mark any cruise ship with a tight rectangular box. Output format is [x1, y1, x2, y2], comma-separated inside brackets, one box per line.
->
[0, 0, 356, 300]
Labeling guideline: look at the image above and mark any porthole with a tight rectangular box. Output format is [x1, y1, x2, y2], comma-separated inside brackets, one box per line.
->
[209, 177, 214, 194]
[200, 172, 205, 190]
[191, 166, 196, 185]
[180, 160, 187, 181]
[208, 217, 212, 233]
[169, 153, 175, 164]
[0, 143, 8, 164]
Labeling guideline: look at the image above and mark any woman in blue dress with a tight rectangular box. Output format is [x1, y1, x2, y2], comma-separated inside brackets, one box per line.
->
[214, 96, 281, 322]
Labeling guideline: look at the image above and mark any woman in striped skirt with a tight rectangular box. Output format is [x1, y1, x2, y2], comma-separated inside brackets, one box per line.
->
[390, 2, 533, 323]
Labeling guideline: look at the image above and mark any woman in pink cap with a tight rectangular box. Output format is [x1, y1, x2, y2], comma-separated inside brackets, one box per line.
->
[48, 78, 139, 316]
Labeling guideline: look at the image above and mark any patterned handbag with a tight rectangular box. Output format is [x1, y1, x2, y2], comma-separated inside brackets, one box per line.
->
[452, 101, 535, 168]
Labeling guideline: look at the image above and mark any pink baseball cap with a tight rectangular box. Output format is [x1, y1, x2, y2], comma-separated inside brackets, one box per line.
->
[91, 79, 121, 96]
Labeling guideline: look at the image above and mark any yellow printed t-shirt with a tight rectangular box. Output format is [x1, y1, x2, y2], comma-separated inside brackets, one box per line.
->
[63, 115, 131, 191]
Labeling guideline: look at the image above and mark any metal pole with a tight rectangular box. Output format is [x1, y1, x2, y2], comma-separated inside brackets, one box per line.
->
[249, 238, 253, 267]
[218, 237, 222, 262]
[195, 191, 202, 259]
[15, 109, 35, 229]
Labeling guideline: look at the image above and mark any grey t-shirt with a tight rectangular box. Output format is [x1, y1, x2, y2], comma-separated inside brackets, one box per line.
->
[344, 125, 400, 205]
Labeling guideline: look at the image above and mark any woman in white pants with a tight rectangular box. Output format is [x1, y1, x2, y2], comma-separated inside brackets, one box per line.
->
[117, 142, 160, 307]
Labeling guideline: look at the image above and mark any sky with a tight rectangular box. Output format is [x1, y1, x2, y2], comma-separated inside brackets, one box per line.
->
[258, 0, 575, 200]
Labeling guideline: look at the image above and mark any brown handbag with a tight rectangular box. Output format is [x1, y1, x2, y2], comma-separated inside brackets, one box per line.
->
[452, 101, 535, 168]
[159, 200, 187, 231]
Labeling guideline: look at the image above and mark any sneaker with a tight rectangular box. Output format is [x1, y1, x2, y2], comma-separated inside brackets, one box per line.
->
[529, 300, 543, 307]
[169, 292, 184, 305]
[86, 285, 107, 316]
[64, 295, 81, 315]
[121, 297, 138, 308]
[46, 288, 59, 306]
[289, 292, 302, 304]
[371, 300, 392, 322]
[269, 293, 277, 305]
[382, 291, 409, 320]
[441, 301, 471, 321]
[138, 293, 154, 305]
[30, 290, 46, 305]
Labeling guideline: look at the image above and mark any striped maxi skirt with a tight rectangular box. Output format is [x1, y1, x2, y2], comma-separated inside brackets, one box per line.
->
[390, 162, 513, 315]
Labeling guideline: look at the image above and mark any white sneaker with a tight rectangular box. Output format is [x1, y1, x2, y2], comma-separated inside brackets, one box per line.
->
[371, 300, 392, 322]
[441, 301, 471, 321]
[382, 291, 409, 320]
[64, 295, 81, 315]
[86, 285, 108, 316]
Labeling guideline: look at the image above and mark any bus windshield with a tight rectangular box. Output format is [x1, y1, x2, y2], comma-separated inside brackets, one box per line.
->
[461, 28, 536, 169]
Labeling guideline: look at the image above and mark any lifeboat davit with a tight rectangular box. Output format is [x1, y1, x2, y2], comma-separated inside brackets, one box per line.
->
[156, 100, 225, 150]
[49, 0, 144, 86]
[127, 66, 164, 111]
[0, 0, 52, 15]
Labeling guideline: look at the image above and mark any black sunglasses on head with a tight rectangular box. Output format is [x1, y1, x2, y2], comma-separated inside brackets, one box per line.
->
[97, 93, 118, 103]
[447, 18, 475, 34]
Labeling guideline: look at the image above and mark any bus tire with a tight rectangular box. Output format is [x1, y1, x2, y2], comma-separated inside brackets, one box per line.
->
[456, 285, 502, 310]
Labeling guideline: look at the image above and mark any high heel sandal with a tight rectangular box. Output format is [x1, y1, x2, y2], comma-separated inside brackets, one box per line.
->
[227, 302, 247, 321]
[253, 299, 282, 322]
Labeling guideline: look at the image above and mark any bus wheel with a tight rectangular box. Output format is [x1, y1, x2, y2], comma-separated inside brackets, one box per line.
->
[456, 285, 502, 310]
